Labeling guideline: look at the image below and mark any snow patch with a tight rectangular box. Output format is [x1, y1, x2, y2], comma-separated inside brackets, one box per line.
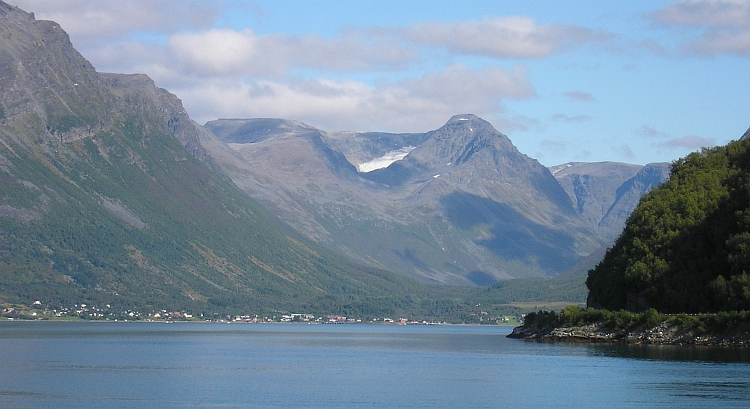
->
[550, 163, 574, 175]
[358, 146, 416, 173]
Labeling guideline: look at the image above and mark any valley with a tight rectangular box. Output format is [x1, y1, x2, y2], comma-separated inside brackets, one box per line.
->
[0, 1, 668, 321]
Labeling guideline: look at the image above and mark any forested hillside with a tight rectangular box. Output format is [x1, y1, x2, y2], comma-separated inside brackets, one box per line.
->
[587, 136, 750, 313]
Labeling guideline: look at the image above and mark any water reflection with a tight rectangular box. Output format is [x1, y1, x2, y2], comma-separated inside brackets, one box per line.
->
[586, 342, 750, 363]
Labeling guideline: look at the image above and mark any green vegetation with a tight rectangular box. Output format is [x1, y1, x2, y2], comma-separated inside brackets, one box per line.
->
[587, 137, 750, 313]
[523, 306, 750, 338]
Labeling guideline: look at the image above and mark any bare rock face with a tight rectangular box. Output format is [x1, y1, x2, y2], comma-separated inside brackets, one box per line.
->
[0, 2, 106, 142]
[551, 162, 670, 240]
[0, 3, 217, 172]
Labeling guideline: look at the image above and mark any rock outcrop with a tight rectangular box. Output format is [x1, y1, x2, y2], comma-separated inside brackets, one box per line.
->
[508, 321, 750, 347]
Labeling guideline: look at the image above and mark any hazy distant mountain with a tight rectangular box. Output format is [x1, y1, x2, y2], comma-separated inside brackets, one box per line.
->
[205, 115, 607, 285]
[550, 162, 670, 240]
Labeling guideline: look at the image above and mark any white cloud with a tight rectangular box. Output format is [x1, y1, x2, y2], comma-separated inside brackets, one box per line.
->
[652, 0, 750, 28]
[651, 0, 750, 56]
[12, 0, 220, 38]
[397, 64, 534, 103]
[168, 29, 272, 76]
[174, 64, 534, 131]
[405, 17, 603, 59]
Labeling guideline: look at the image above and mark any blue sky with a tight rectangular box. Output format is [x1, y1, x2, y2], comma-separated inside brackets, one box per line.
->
[10, 0, 750, 166]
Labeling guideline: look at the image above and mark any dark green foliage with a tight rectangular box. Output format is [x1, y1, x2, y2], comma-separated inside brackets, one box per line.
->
[552, 306, 648, 330]
[523, 307, 750, 338]
[587, 138, 750, 313]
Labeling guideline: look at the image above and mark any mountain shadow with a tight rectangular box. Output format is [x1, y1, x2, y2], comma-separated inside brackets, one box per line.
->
[441, 192, 581, 273]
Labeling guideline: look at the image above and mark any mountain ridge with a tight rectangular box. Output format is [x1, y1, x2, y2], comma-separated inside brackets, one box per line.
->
[204, 114, 658, 285]
[0, 1, 468, 318]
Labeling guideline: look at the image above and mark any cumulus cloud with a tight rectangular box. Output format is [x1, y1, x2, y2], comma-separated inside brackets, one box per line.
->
[405, 17, 603, 59]
[651, 0, 750, 56]
[167, 28, 417, 77]
[174, 64, 535, 131]
[659, 135, 717, 149]
[6, 1, 621, 137]
[169, 29, 269, 76]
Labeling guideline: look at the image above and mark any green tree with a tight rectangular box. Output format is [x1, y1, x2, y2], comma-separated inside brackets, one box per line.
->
[587, 138, 750, 313]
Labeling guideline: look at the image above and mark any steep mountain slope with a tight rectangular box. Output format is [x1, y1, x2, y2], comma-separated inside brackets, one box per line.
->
[551, 162, 670, 240]
[0, 1, 443, 315]
[205, 115, 605, 284]
[587, 135, 750, 313]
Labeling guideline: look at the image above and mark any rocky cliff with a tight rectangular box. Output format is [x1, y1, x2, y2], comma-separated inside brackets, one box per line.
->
[551, 162, 670, 240]
[508, 320, 750, 347]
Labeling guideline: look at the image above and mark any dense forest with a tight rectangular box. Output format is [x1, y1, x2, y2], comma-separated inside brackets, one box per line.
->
[587, 136, 750, 313]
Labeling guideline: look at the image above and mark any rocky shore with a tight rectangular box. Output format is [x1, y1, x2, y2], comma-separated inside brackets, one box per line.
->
[508, 321, 750, 347]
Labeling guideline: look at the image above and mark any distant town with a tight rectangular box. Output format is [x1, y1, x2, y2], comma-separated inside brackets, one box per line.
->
[1, 302, 519, 325]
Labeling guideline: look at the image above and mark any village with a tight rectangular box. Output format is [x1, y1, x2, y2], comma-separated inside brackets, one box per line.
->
[1, 301, 518, 325]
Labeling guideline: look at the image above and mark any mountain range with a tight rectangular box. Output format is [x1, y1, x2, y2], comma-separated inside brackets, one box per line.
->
[203, 117, 669, 285]
[0, 1, 669, 318]
[0, 1, 469, 318]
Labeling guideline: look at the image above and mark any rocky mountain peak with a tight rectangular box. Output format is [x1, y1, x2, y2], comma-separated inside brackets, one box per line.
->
[407, 113, 513, 168]
[445, 113, 479, 124]
[0, 0, 106, 142]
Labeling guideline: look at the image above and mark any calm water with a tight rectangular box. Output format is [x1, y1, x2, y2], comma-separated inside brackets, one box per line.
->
[1, 322, 749, 409]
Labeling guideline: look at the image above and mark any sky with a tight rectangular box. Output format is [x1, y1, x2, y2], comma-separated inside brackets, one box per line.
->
[9, 0, 750, 166]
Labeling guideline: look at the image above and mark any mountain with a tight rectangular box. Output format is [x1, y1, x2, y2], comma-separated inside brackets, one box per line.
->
[205, 115, 607, 285]
[586, 134, 750, 313]
[551, 162, 670, 240]
[0, 1, 461, 317]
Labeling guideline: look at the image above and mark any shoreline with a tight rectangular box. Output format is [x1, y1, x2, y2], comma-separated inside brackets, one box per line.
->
[0, 318, 516, 327]
[507, 320, 750, 347]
